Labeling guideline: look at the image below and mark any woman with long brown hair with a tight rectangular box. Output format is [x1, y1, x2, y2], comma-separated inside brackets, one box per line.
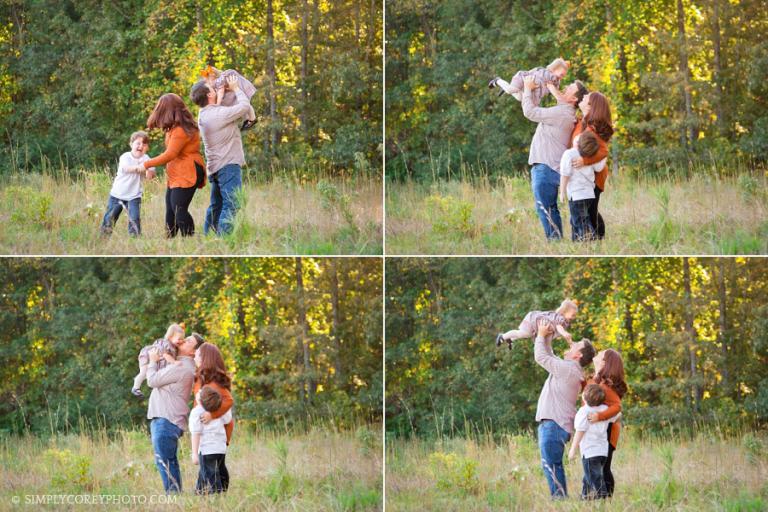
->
[569, 91, 614, 239]
[192, 339, 234, 493]
[131, 93, 206, 237]
[586, 348, 627, 497]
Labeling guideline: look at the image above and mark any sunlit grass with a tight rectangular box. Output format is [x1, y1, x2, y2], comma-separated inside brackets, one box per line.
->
[386, 429, 768, 511]
[385, 171, 768, 255]
[0, 424, 383, 511]
[0, 169, 382, 255]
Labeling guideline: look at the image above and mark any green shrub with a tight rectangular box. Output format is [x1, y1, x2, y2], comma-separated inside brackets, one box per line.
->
[264, 440, 296, 502]
[5, 185, 53, 229]
[44, 448, 92, 492]
[428, 451, 480, 496]
[742, 433, 765, 465]
[425, 194, 475, 237]
[335, 485, 381, 511]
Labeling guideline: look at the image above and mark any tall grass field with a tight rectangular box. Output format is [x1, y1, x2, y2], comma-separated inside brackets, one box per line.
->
[386, 429, 768, 511]
[0, 425, 382, 511]
[0, 169, 382, 255]
[386, 170, 768, 255]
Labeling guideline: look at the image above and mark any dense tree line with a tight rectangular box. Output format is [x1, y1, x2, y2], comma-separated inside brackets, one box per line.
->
[386, 0, 768, 180]
[0, 0, 381, 175]
[386, 258, 768, 437]
[0, 257, 382, 434]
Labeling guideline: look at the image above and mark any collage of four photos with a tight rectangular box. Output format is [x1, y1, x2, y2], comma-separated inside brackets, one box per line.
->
[1, 0, 767, 511]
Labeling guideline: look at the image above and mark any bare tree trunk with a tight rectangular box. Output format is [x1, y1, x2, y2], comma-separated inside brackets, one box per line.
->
[676, 0, 697, 149]
[266, 0, 278, 154]
[295, 258, 314, 402]
[682, 258, 701, 411]
[712, 0, 725, 136]
[300, 0, 309, 139]
[354, 0, 361, 49]
[329, 259, 343, 384]
[717, 258, 729, 396]
[604, 1, 620, 174]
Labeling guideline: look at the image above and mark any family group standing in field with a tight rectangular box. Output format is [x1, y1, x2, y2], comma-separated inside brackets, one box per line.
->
[497, 300, 627, 499]
[490, 58, 614, 243]
[134, 324, 235, 495]
[99, 67, 257, 239]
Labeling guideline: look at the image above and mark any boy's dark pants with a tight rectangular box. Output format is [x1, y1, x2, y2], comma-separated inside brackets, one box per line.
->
[196, 453, 229, 494]
[581, 455, 608, 499]
[568, 198, 596, 242]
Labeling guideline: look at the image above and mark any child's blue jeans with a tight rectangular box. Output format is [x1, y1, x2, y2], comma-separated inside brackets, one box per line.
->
[568, 198, 596, 242]
[581, 455, 608, 499]
[100, 195, 141, 236]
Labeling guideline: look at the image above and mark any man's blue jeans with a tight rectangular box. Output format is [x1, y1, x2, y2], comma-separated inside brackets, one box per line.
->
[100, 196, 141, 236]
[150, 418, 183, 493]
[538, 420, 570, 498]
[531, 164, 562, 240]
[204, 164, 242, 236]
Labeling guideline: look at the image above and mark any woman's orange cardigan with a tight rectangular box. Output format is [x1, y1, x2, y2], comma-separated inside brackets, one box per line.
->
[193, 379, 234, 445]
[143, 126, 205, 189]
[570, 122, 610, 191]
[585, 377, 622, 449]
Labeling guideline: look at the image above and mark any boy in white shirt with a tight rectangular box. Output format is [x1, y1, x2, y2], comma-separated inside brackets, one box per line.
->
[99, 131, 156, 236]
[559, 130, 606, 242]
[568, 384, 620, 499]
[190, 386, 232, 494]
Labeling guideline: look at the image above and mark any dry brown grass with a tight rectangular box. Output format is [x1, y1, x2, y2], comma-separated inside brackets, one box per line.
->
[0, 171, 382, 255]
[386, 431, 768, 511]
[386, 173, 768, 255]
[0, 426, 382, 511]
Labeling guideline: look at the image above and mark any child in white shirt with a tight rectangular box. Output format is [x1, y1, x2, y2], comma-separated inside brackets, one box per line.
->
[559, 130, 606, 242]
[190, 386, 233, 494]
[99, 131, 156, 236]
[569, 384, 620, 499]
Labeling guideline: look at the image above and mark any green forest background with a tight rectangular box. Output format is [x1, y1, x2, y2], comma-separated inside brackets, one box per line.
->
[0, 257, 383, 435]
[386, 0, 768, 180]
[0, 0, 381, 175]
[386, 258, 768, 437]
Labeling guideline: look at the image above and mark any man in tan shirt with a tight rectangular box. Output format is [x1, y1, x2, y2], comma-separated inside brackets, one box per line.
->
[191, 76, 255, 236]
[146, 334, 203, 493]
[533, 318, 595, 498]
[522, 75, 588, 240]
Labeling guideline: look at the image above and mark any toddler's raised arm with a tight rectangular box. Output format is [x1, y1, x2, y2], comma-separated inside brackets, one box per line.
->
[556, 324, 573, 343]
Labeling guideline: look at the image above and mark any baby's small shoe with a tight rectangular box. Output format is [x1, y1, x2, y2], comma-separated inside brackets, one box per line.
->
[495, 333, 504, 348]
[241, 119, 257, 131]
[488, 77, 499, 89]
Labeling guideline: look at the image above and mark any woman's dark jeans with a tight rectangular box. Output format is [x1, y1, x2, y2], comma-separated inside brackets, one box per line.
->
[165, 186, 196, 237]
[604, 424, 615, 496]
[589, 186, 606, 239]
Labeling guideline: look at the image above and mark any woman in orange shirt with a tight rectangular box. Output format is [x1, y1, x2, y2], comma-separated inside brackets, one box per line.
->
[134, 94, 206, 237]
[568, 92, 614, 239]
[586, 348, 627, 497]
[192, 341, 234, 491]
